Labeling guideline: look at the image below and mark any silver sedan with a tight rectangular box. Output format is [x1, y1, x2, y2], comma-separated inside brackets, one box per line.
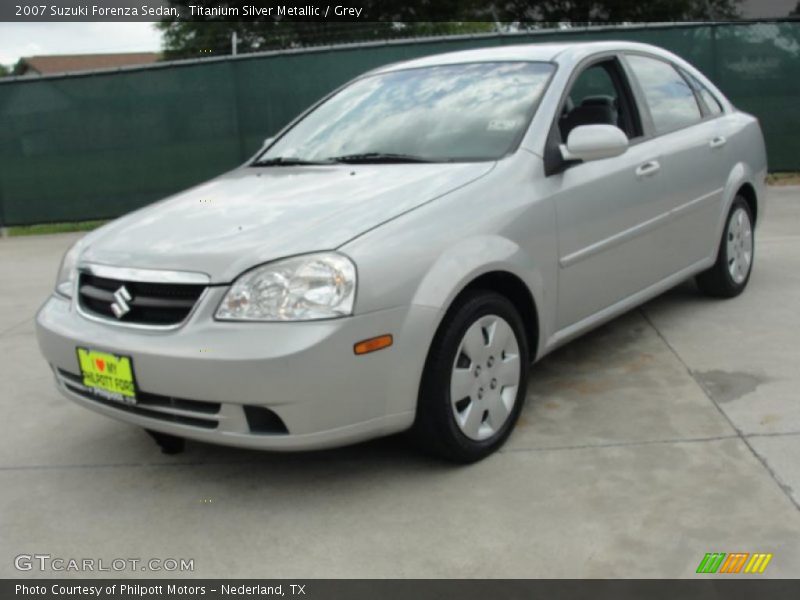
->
[36, 41, 767, 461]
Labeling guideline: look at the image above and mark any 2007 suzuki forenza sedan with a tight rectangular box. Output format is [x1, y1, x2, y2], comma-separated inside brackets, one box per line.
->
[37, 42, 767, 462]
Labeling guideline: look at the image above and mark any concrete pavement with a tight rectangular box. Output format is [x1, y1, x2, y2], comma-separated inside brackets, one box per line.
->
[1, 187, 799, 578]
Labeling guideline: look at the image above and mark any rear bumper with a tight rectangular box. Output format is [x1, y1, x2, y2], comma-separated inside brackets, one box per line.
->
[36, 290, 440, 451]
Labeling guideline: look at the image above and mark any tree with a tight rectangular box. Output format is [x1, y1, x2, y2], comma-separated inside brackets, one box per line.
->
[493, 0, 741, 22]
[0, 64, 9, 77]
[157, 0, 744, 59]
[792, 1, 799, 16]
[157, 1, 492, 59]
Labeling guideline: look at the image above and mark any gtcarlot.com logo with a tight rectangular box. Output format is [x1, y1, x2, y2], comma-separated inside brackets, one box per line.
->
[14, 553, 194, 573]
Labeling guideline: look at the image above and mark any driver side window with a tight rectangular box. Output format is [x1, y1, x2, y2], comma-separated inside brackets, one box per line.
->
[558, 59, 642, 142]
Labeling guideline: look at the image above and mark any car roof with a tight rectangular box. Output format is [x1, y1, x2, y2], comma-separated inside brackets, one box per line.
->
[373, 41, 675, 73]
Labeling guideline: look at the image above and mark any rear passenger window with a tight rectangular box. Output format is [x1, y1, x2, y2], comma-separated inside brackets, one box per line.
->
[627, 55, 702, 134]
[682, 70, 724, 116]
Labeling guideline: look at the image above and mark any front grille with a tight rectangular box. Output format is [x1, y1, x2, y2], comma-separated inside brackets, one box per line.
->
[58, 369, 220, 429]
[78, 273, 205, 326]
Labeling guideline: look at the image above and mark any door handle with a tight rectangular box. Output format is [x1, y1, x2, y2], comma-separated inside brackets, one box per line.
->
[709, 136, 727, 149]
[635, 160, 660, 178]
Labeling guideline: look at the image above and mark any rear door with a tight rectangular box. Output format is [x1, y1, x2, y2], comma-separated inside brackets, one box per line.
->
[622, 53, 729, 273]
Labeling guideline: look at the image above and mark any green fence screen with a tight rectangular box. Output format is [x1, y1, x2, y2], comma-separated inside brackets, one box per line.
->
[0, 22, 798, 226]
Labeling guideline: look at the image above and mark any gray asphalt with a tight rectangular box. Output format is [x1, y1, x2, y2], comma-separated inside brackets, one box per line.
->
[1, 187, 799, 578]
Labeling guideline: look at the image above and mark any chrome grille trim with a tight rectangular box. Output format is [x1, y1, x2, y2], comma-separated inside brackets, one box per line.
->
[79, 263, 211, 285]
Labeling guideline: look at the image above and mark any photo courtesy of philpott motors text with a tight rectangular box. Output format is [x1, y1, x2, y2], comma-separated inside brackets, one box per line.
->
[15, 583, 213, 596]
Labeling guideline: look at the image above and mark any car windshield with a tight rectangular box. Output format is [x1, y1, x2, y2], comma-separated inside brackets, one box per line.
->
[255, 61, 555, 164]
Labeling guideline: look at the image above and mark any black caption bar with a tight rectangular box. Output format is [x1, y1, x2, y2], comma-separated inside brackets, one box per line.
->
[5, 580, 800, 599]
[4, 0, 783, 23]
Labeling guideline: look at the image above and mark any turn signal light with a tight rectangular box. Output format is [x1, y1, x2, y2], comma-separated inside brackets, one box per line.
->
[354, 334, 393, 355]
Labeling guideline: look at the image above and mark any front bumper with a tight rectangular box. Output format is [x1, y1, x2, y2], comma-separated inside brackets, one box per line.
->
[36, 288, 440, 451]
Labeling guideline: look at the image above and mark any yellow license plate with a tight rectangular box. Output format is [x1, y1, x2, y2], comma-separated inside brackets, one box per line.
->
[76, 348, 137, 405]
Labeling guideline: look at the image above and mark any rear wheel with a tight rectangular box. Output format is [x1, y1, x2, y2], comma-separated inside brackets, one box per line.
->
[696, 195, 754, 298]
[412, 290, 529, 463]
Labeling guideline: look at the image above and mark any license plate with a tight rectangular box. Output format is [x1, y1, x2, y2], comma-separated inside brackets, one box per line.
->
[76, 348, 137, 405]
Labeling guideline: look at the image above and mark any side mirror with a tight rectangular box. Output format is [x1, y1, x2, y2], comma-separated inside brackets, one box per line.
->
[560, 124, 628, 162]
[261, 136, 275, 149]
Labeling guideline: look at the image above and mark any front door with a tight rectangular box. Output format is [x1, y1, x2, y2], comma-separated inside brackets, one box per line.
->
[540, 57, 671, 330]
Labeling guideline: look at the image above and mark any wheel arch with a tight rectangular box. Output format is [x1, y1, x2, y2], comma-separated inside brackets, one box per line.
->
[409, 235, 547, 362]
[714, 162, 764, 258]
[736, 181, 758, 225]
[419, 269, 541, 367]
[453, 271, 540, 361]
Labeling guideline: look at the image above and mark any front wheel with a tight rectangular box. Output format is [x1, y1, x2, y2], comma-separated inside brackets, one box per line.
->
[696, 195, 754, 298]
[412, 290, 530, 463]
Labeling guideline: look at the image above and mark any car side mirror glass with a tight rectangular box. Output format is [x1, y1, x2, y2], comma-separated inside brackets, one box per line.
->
[560, 124, 628, 162]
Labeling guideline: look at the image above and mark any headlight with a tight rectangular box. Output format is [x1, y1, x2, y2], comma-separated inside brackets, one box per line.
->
[216, 253, 356, 321]
[54, 240, 83, 298]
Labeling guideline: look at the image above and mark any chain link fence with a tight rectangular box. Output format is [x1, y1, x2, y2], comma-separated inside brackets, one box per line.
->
[0, 21, 797, 226]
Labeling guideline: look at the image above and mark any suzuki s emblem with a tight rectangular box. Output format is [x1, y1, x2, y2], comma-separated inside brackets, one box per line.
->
[111, 286, 132, 319]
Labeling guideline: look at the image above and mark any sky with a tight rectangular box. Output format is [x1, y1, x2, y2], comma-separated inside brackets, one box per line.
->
[740, 0, 797, 18]
[0, 23, 162, 68]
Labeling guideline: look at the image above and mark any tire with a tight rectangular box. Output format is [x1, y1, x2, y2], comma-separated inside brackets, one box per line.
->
[412, 290, 530, 463]
[696, 195, 755, 298]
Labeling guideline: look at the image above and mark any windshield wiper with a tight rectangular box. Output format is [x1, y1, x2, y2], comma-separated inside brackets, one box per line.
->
[251, 156, 333, 167]
[328, 152, 436, 164]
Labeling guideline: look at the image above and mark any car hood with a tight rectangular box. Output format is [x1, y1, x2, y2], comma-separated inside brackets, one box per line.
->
[80, 162, 494, 282]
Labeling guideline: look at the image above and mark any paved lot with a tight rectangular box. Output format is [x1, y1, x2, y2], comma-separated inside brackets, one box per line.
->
[1, 187, 799, 578]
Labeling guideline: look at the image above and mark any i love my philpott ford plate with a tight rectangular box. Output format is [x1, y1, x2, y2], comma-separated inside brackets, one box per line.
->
[76, 348, 137, 406]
